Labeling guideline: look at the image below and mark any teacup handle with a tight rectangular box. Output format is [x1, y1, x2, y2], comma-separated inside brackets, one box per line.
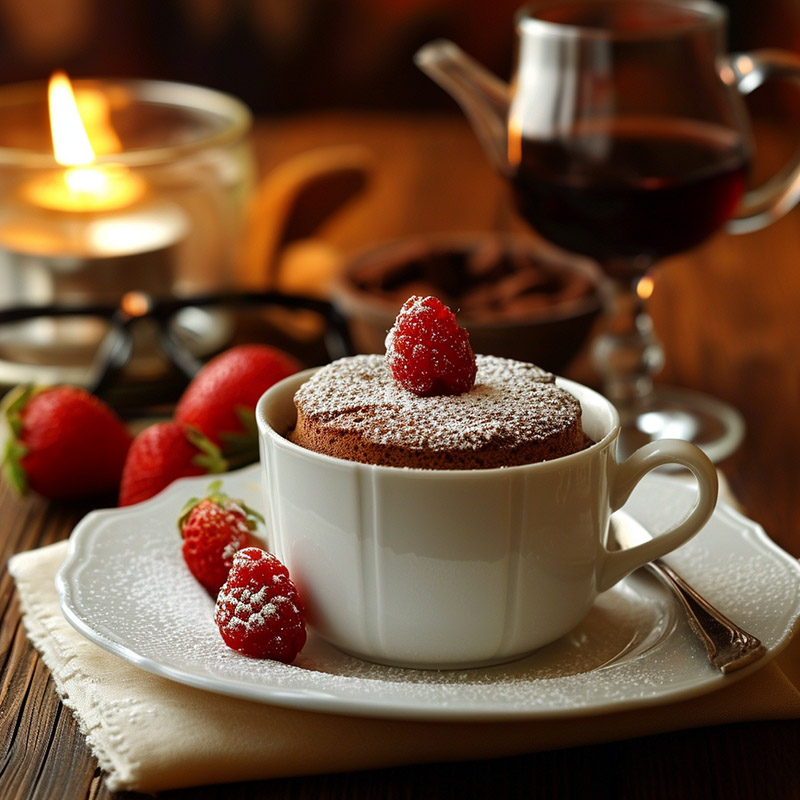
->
[596, 440, 718, 593]
[724, 49, 800, 234]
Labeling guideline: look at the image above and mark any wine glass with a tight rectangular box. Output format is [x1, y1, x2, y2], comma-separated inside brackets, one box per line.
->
[416, 0, 800, 460]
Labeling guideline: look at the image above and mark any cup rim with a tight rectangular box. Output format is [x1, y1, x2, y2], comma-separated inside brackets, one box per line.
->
[515, 0, 726, 41]
[256, 365, 620, 476]
[0, 77, 253, 169]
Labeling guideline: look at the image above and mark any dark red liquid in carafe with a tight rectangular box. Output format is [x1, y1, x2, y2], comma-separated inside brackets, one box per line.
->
[510, 121, 748, 267]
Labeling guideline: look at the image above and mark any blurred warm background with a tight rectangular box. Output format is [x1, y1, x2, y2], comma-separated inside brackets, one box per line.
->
[0, 0, 797, 114]
[0, 0, 518, 112]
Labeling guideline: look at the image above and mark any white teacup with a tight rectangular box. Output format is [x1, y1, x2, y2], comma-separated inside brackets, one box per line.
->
[256, 368, 718, 669]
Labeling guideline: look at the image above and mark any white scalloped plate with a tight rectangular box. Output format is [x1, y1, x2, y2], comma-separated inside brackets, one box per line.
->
[56, 465, 800, 721]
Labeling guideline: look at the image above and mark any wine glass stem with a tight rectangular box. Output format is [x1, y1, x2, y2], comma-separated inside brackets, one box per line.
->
[591, 273, 665, 421]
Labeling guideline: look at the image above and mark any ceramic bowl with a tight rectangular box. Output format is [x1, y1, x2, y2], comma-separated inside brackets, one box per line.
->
[330, 231, 605, 373]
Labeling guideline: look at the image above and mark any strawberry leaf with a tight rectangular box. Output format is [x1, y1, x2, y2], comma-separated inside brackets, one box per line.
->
[219, 406, 260, 465]
[2, 384, 36, 439]
[235, 405, 258, 435]
[0, 384, 38, 495]
[185, 427, 228, 475]
[177, 494, 203, 532]
[2, 438, 30, 495]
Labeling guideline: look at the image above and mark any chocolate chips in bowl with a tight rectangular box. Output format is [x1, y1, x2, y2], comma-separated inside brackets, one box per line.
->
[330, 232, 604, 374]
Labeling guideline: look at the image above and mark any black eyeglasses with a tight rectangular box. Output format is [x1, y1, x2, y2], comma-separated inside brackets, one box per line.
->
[0, 290, 353, 412]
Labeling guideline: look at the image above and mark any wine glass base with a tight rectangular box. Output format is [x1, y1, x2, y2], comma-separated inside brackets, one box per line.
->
[616, 386, 745, 464]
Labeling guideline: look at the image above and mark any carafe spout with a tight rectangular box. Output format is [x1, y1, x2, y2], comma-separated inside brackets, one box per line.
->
[414, 40, 511, 175]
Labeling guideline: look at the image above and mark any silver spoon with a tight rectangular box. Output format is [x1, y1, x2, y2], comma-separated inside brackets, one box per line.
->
[614, 514, 767, 673]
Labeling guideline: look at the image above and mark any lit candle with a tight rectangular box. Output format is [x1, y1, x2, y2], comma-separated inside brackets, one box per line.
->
[0, 72, 253, 389]
[0, 72, 187, 304]
[0, 72, 188, 386]
[21, 71, 146, 213]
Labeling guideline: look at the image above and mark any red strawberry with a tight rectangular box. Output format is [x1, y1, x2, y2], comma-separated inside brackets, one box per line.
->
[118, 420, 226, 506]
[174, 344, 301, 462]
[1, 385, 132, 501]
[385, 295, 477, 396]
[178, 481, 263, 594]
[214, 547, 306, 662]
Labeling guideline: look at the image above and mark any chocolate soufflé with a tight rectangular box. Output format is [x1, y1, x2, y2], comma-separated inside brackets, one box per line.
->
[288, 354, 591, 469]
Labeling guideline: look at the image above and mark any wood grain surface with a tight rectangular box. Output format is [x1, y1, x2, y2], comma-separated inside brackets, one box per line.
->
[2, 113, 800, 799]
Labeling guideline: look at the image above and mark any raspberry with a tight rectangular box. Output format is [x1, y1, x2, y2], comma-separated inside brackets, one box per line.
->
[214, 547, 307, 662]
[178, 482, 262, 594]
[385, 295, 477, 396]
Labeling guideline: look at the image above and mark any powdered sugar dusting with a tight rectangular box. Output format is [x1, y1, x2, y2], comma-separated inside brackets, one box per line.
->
[211, 546, 306, 661]
[217, 586, 297, 631]
[292, 353, 578, 452]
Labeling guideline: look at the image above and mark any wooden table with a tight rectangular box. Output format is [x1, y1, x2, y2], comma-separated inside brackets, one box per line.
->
[2, 113, 800, 799]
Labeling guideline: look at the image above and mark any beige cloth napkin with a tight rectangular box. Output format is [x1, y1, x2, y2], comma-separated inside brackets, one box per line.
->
[9, 537, 800, 794]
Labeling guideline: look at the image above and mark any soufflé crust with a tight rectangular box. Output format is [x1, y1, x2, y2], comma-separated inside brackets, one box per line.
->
[288, 354, 590, 469]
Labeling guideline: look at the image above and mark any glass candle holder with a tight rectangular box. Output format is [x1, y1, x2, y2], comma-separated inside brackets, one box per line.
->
[0, 77, 254, 386]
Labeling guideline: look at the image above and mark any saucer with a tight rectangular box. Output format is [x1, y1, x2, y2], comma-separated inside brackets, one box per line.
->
[56, 465, 800, 721]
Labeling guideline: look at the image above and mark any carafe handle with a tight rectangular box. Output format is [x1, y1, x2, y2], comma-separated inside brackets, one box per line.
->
[725, 49, 800, 233]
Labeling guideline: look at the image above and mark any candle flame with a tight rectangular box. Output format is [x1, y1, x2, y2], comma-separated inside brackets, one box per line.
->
[23, 72, 146, 212]
[73, 87, 123, 155]
[49, 70, 95, 166]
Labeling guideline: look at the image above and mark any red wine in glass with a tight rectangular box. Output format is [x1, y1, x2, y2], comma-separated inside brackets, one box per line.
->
[416, 0, 800, 462]
[510, 119, 749, 273]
